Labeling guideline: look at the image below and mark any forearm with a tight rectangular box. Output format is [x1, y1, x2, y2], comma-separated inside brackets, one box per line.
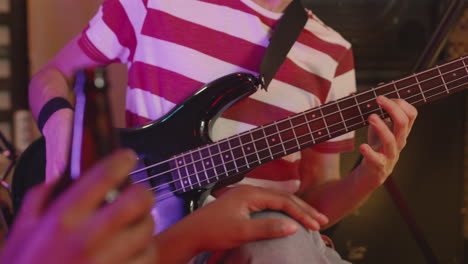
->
[29, 67, 75, 182]
[153, 219, 202, 264]
[29, 67, 74, 120]
[299, 165, 380, 228]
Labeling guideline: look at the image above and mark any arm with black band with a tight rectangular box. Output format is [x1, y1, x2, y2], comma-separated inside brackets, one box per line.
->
[37, 97, 74, 134]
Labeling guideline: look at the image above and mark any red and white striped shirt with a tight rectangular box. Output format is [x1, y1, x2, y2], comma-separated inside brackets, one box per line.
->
[79, 0, 356, 193]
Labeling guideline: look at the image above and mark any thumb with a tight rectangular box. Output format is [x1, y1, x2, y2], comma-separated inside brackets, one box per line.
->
[13, 183, 55, 231]
[241, 218, 299, 241]
[21, 183, 55, 216]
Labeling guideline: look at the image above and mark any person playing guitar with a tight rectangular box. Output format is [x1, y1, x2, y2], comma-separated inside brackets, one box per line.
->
[26, 0, 420, 263]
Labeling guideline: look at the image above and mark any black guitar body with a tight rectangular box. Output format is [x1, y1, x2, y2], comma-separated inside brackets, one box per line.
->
[12, 73, 260, 233]
[13, 56, 468, 232]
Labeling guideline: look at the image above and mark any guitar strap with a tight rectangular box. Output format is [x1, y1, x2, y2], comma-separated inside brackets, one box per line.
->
[259, 0, 308, 90]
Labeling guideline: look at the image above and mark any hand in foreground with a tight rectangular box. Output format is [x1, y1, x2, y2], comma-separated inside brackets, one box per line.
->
[195, 185, 328, 250]
[155, 185, 328, 263]
[0, 149, 156, 264]
[359, 95, 418, 187]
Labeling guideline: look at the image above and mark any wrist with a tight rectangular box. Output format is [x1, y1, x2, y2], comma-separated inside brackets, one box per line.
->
[154, 217, 203, 263]
[37, 97, 74, 134]
[350, 164, 382, 192]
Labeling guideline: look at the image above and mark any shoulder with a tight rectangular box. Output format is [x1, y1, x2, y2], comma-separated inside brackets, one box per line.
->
[303, 9, 351, 51]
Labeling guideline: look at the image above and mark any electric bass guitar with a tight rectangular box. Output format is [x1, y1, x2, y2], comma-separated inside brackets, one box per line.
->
[12, 55, 468, 233]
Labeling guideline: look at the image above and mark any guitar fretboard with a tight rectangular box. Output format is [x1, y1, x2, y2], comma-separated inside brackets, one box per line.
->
[169, 56, 468, 193]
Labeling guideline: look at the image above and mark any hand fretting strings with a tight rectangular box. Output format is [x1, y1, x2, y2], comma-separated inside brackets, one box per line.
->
[152, 74, 468, 202]
[129, 56, 468, 202]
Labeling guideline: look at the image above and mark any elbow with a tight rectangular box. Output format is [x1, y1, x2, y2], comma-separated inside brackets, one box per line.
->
[28, 67, 73, 118]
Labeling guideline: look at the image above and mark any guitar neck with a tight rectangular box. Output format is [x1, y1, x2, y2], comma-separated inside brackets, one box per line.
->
[172, 56, 468, 192]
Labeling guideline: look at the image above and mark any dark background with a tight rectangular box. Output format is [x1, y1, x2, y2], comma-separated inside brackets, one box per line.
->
[304, 0, 467, 263]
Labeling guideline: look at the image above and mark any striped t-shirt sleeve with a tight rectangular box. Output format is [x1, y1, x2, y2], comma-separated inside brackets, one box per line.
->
[78, 0, 139, 64]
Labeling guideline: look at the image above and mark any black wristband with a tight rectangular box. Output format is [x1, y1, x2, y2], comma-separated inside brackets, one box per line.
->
[37, 97, 74, 134]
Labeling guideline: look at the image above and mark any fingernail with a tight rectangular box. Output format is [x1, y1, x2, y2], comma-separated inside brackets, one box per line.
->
[377, 96, 387, 104]
[305, 216, 320, 230]
[310, 221, 320, 231]
[318, 213, 329, 224]
[368, 114, 378, 125]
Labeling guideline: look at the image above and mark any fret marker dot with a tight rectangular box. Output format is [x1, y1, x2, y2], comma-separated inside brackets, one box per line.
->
[453, 73, 457, 77]
[178, 161, 183, 165]
[272, 138, 276, 142]
[407, 89, 411, 93]
[225, 154, 229, 158]
[366, 104, 371, 108]
[184, 180, 188, 184]
[246, 147, 251, 151]
[312, 114, 316, 118]
[318, 132, 323, 136]
[205, 161, 210, 165]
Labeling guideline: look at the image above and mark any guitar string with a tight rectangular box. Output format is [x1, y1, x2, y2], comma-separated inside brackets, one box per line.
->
[129, 56, 468, 175]
[130, 59, 468, 189]
[135, 65, 468, 194]
[129, 58, 468, 179]
[152, 79, 468, 202]
[134, 79, 468, 201]
[129, 59, 467, 178]
[129, 62, 468, 183]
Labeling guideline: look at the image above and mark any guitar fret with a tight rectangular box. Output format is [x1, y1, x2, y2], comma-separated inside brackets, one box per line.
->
[218, 141, 233, 178]
[174, 156, 187, 192]
[237, 135, 251, 169]
[184, 161, 193, 191]
[205, 148, 218, 183]
[226, 139, 239, 173]
[198, 149, 211, 185]
[216, 143, 228, 180]
[391, 81, 401, 99]
[207, 146, 220, 181]
[419, 69, 445, 99]
[231, 137, 250, 171]
[273, 122, 287, 155]
[303, 111, 316, 145]
[262, 125, 276, 160]
[183, 154, 195, 190]
[190, 151, 202, 188]
[352, 94, 367, 125]
[318, 107, 331, 139]
[394, 76, 423, 105]
[463, 59, 468, 75]
[247, 132, 261, 165]
[338, 97, 360, 131]
[291, 114, 311, 147]
[241, 132, 261, 165]
[436, 65, 450, 94]
[335, 102, 348, 132]
[287, 117, 301, 151]
[251, 129, 271, 163]
[371, 87, 385, 116]
[306, 109, 326, 142]
[413, 74, 427, 102]
[277, 119, 295, 152]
